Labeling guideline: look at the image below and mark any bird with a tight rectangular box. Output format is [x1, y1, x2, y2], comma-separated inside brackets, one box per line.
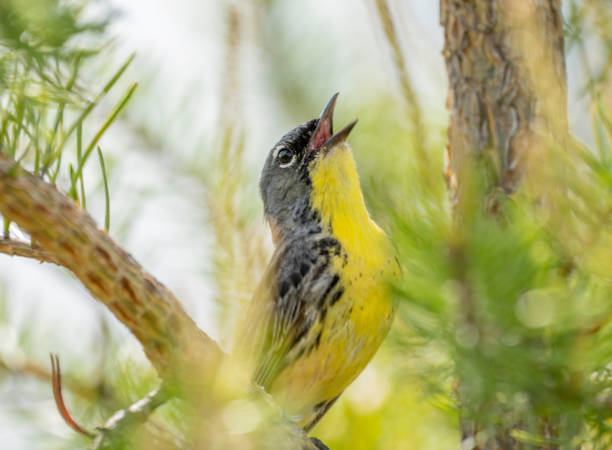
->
[236, 93, 398, 433]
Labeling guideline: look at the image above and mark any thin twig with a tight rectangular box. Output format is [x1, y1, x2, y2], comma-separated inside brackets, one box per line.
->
[92, 387, 167, 449]
[0, 238, 61, 265]
[49, 354, 172, 447]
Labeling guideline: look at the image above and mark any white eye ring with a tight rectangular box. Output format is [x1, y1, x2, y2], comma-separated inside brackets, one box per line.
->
[277, 148, 296, 168]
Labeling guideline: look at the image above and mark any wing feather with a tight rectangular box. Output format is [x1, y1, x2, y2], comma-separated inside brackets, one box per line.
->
[240, 237, 336, 391]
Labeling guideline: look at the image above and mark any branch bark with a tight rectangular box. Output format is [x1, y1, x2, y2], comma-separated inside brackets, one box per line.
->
[0, 155, 222, 381]
[441, 0, 567, 208]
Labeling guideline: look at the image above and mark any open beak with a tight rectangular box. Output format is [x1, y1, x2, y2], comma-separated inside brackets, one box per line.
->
[308, 93, 357, 153]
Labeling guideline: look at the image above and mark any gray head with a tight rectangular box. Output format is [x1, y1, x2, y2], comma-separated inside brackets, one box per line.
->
[259, 93, 357, 243]
[259, 119, 318, 241]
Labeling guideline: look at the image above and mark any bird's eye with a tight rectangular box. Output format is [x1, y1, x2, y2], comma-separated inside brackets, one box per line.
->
[277, 148, 295, 167]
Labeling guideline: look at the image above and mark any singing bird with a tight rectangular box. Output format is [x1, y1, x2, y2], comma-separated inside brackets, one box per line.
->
[238, 93, 398, 432]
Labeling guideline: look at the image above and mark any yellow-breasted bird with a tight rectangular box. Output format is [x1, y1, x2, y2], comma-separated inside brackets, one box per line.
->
[238, 93, 398, 432]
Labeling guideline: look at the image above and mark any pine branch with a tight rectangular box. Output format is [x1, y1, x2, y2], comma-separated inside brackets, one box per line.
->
[0, 154, 222, 380]
[91, 387, 166, 449]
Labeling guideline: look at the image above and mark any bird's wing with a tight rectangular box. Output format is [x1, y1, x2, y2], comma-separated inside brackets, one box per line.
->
[240, 238, 337, 391]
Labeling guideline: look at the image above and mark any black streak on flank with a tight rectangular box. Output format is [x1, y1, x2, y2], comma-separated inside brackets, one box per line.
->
[317, 237, 340, 252]
[318, 275, 342, 324]
[320, 305, 328, 322]
[311, 263, 328, 284]
[341, 253, 348, 267]
[330, 287, 344, 306]
[318, 274, 340, 309]
[314, 236, 345, 262]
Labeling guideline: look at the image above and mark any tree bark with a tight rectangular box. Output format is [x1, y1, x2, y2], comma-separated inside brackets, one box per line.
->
[441, 0, 566, 208]
[440, 0, 567, 448]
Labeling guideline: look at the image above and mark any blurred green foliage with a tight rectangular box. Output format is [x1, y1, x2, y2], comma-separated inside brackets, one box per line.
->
[350, 2, 612, 447]
[0, 0, 131, 214]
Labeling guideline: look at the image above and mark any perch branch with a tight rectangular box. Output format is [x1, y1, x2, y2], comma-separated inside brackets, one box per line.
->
[0, 155, 222, 381]
[92, 386, 166, 449]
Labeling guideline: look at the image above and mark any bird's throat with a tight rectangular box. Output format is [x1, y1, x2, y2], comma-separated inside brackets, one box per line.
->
[309, 145, 375, 248]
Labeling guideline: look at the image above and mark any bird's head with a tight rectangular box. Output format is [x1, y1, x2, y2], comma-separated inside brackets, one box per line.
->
[260, 93, 363, 243]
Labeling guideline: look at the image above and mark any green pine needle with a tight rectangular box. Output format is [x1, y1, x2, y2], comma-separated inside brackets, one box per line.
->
[97, 146, 110, 231]
[71, 81, 138, 185]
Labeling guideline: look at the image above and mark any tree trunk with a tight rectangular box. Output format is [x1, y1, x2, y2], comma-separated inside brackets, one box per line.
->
[440, 0, 567, 448]
[441, 0, 566, 206]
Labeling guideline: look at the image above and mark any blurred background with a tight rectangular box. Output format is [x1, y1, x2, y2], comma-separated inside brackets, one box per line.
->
[1, 0, 611, 448]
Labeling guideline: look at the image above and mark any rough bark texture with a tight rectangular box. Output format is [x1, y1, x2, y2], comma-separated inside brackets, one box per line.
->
[441, 0, 566, 208]
[0, 155, 221, 381]
[440, 0, 567, 448]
